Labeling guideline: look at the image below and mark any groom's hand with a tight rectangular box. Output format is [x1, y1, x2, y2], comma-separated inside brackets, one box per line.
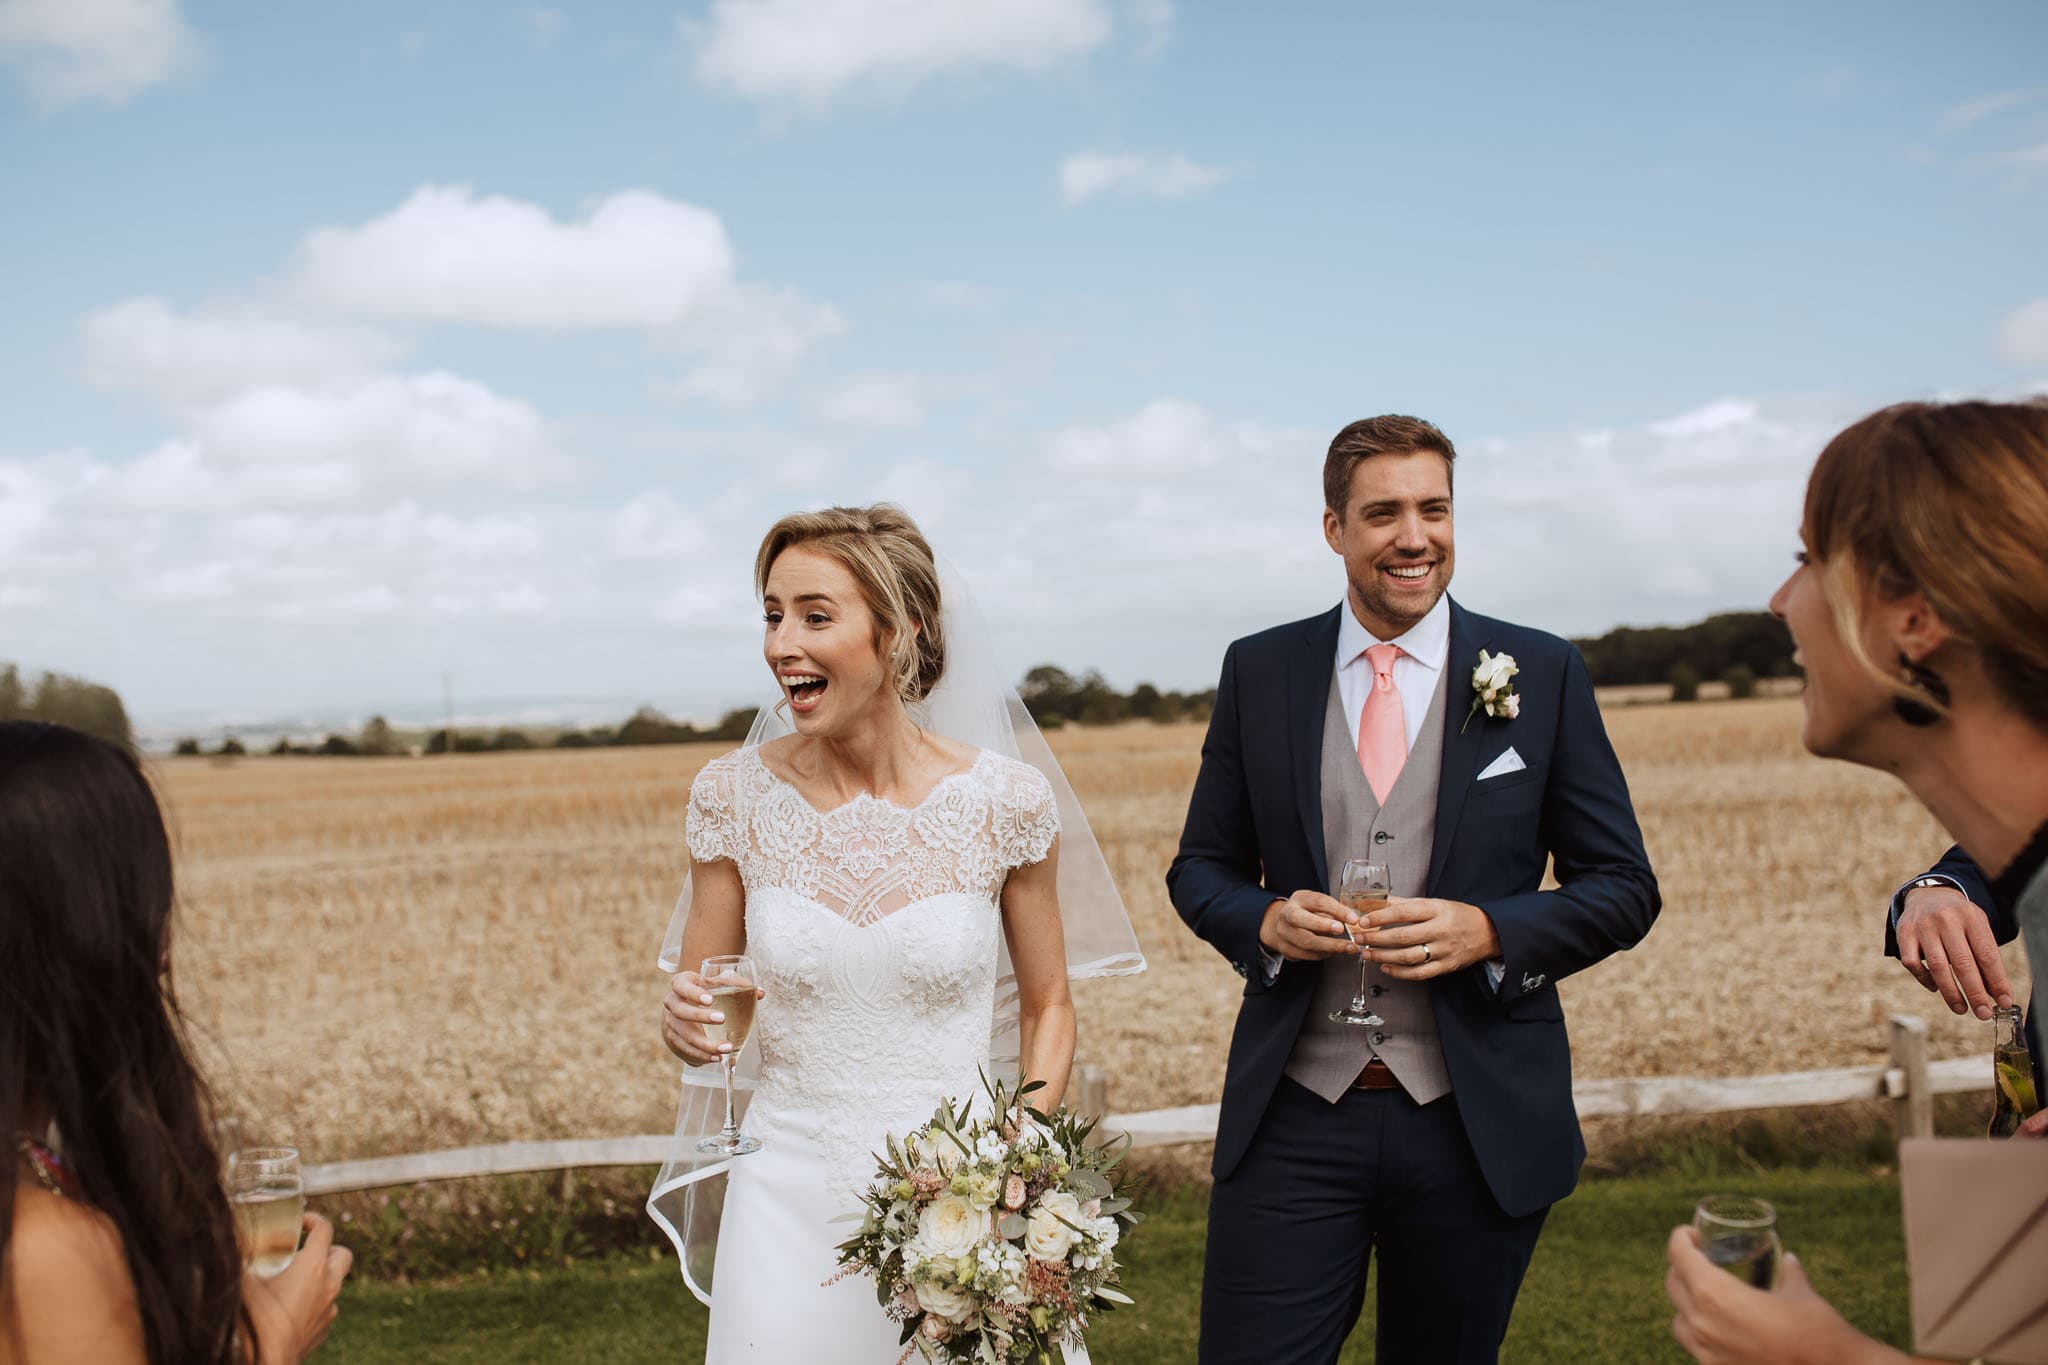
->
[1258, 891, 1363, 962]
[1363, 897, 1501, 979]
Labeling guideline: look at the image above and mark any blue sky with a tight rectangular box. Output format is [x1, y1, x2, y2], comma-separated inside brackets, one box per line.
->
[2, 0, 2044, 731]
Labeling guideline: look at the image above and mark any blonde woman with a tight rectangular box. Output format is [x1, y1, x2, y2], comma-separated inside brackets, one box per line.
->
[1666, 399, 2048, 1363]
[647, 505, 1143, 1363]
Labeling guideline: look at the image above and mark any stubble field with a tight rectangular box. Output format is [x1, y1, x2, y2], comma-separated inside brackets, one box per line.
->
[161, 697, 2030, 1164]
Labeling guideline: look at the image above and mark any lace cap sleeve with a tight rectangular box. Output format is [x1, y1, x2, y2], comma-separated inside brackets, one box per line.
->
[994, 758, 1060, 871]
[685, 755, 742, 865]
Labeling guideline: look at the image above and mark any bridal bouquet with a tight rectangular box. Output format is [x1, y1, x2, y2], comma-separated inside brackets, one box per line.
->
[831, 1076, 1141, 1364]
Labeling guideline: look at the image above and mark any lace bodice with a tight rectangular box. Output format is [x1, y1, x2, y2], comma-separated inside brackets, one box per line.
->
[685, 746, 1059, 1190]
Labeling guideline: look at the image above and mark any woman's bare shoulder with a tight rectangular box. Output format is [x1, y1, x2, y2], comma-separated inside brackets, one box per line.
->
[2, 1183, 148, 1363]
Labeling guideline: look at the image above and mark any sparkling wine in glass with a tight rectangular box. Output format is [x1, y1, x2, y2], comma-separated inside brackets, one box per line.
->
[228, 1147, 305, 1278]
[1693, 1195, 1782, 1290]
[1329, 858, 1391, 1028]
[696, 954, 763, 1157]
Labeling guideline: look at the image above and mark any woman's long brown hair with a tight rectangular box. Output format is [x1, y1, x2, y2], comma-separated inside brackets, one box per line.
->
[0, 721, 251, 1363]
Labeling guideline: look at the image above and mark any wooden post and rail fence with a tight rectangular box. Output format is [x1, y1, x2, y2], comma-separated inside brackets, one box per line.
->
[301, 1015, 1982, 1197]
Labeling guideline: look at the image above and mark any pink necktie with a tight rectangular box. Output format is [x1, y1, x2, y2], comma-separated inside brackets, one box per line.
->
[1357, 643, 1406, 804]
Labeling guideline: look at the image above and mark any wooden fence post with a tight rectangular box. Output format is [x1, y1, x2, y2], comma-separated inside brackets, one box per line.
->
[1071, 1063, 1109, 1122]
[1889, 1014, 1933, 1142]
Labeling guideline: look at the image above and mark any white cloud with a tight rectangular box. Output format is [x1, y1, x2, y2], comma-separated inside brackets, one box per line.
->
[1645, 397, 1759, 440]
[2000, 299, 2048, 367]
[194, 372, 568, 493]
[1058, 151, 1233, 205]
[815, 372, 926, 430]
[1939, 86, 2048, 134]
[610, 491, 705, 560]
[690, 0, 1111, 107]
[657, 284, 846, 406]
[1125, 0, 1172, 57]
[293, 186, 736, 329]
[1046, 397, 1257, 472]
[288, 185, 840, 405]
[82, 297, 405, 412]
[0, 0, 199, 108]
[490, 583, 549, 616]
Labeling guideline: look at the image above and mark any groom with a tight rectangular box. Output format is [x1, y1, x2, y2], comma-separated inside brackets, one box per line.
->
[1169, 415, 1660, 1364]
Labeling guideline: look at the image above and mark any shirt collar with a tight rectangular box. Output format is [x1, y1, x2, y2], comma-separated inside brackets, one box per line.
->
[1336, 593, 1451, 672]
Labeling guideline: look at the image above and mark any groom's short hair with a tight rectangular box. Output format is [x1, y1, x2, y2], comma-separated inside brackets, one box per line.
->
[1324, 415, 1457, 515]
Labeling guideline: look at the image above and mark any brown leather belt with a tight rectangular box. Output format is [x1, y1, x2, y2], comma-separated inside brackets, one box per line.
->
[1353, 1059, 1400, 1091]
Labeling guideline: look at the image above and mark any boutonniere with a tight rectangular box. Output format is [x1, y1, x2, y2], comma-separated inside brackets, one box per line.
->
[1462, 649, 1520, 733]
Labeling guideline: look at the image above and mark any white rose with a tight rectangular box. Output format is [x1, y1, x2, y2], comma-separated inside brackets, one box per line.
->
[930, 1132, 965, 1177]
[915, 1277, 977, 1324]
[1474, 650, 1516, 693]
[1026, 1191, 1084, 1261]
[917, 1194, 989, 1260]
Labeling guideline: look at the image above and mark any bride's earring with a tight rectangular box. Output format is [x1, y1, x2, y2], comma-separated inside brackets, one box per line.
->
[1893, 651, 1949, 727]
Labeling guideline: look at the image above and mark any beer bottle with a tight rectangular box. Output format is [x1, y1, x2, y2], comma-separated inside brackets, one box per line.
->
[1990, 1004, 2040, 1138]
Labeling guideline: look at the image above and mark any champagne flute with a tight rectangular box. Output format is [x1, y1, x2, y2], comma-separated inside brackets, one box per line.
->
[695, 954, 763, 1157]
[1329, 858, 1391, 1028]
[228, 1147, 305, 1278]
[1693, 1195, 1782, 1290]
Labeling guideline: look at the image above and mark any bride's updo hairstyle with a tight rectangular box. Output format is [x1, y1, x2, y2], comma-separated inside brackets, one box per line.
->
[1803, 398, 2048, 724]
[754, 504, 947, 704]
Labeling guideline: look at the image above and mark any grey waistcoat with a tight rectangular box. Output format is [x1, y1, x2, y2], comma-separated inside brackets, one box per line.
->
[1283, 663, 1454, 1104]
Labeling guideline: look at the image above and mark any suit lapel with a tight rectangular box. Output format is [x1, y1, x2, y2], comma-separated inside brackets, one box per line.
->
[1292, 607, 1341, 894]
[1427, 599, 1488, 894]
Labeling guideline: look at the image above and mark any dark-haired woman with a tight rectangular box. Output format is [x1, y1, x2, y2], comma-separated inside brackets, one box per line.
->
[1665, 399, 2048, 1363]
[1, 720, 350, 1363]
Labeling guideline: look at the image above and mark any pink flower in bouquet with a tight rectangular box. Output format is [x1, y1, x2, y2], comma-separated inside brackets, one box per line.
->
[1003, 1175, 1028, 1210]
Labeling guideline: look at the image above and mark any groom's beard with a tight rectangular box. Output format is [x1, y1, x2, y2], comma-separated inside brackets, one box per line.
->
[1349, 559, 1451, 635]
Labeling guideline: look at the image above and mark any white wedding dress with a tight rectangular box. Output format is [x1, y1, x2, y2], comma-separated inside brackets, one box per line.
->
[683, 744, 1071, 1363]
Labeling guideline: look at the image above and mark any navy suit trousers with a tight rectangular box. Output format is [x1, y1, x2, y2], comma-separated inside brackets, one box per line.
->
[1199, 1078, 1548, 1365]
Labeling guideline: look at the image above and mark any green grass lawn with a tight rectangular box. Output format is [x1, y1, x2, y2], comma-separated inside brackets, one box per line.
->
[322, 1165, 1908, 1363]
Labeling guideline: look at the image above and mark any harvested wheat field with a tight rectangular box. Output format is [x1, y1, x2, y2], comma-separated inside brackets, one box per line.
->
[159, 696, 2030, 1164]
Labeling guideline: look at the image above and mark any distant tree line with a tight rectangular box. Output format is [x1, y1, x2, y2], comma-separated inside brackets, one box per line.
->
[0, 663, 134, 750]
[1570, 612, 1794, 696]
[1018, 666, 1216, 728]
[178, 705, 765, 758]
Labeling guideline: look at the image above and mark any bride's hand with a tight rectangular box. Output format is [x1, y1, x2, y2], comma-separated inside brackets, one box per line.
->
[661, 970, 760, 1066]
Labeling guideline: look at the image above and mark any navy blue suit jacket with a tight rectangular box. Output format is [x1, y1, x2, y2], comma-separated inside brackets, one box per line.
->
[1167, 600, 1661, 1217]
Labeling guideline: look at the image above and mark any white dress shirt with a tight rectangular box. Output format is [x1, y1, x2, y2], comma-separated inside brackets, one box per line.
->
[1335, 593, 1451, 758]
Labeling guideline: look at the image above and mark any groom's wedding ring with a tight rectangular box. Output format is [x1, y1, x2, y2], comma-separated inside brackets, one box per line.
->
[1420, 943, 1433, 964]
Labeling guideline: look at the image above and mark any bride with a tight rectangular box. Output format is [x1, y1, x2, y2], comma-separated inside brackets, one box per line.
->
[646, 504, 1144, 1362]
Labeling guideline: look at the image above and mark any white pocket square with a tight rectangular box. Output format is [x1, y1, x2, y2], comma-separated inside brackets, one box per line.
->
[1477, 747, 1526, 781]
